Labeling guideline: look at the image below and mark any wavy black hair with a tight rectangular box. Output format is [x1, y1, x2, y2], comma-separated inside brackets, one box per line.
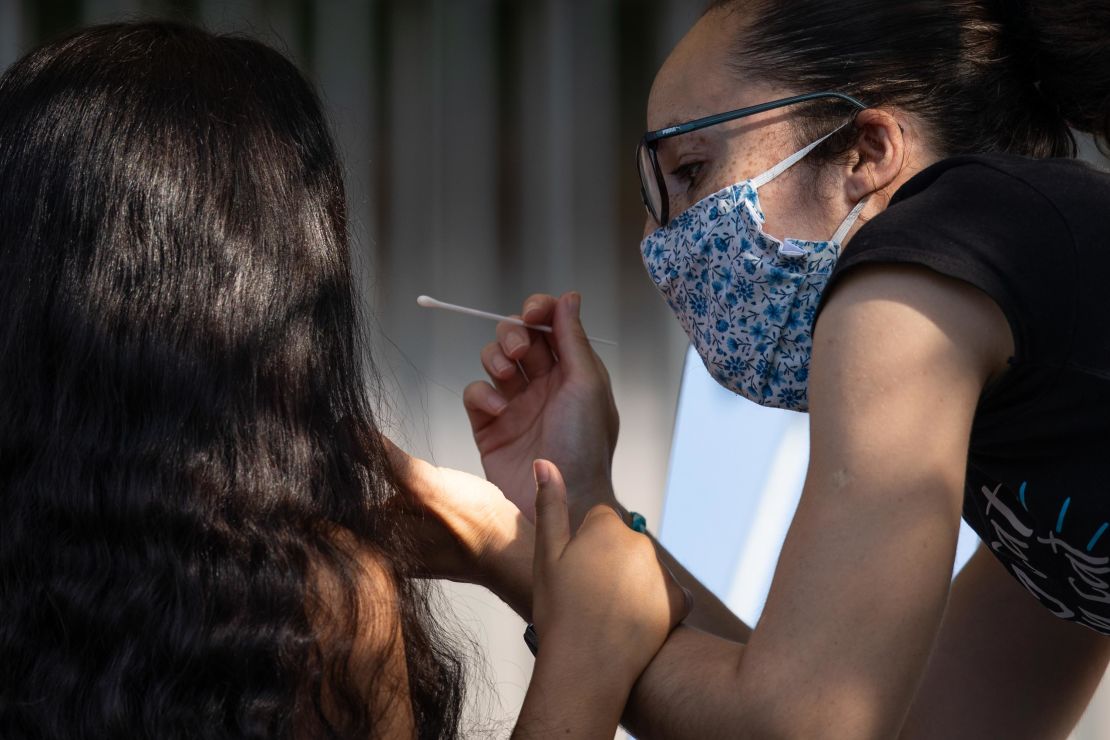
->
[0, 21, 463, 739]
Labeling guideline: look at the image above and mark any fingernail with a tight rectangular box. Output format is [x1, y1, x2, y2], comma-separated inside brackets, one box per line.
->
[506, 337, 526, 355]
[490, 396, 508, 415]
[523, 300, 539, 320]
[493, 356, 513, 375]
[533, 460, 550, 486]
[568, 292, 581, 312]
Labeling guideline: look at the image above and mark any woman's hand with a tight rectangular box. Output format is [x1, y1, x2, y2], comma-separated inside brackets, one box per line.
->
[514, 460, 691, 738]
[384, 438, 535, 619]
[464, 292, 620, 525]
[530, 459, 690, 669]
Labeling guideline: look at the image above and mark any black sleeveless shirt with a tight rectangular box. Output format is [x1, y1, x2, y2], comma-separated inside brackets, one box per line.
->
[818, 153, 1110, 634]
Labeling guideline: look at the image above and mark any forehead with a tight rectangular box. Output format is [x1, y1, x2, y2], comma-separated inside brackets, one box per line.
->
[646, 9, 755, 131]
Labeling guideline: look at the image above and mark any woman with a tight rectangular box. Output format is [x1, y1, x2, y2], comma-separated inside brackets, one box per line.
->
[0, 22, 687, 739]
[410, 0, 1110, 737]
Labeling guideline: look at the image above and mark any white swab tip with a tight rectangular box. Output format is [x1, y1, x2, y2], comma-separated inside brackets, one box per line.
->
[416, 295, 438, 308]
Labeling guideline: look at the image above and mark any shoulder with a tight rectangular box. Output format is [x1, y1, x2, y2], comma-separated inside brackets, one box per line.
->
[881, 152, 1106, 212]
[819, 154, 1105, 364]
[855, 153, 1110, 253]
[813, 263, 1012, 406]
[860, 153, 1079, 245]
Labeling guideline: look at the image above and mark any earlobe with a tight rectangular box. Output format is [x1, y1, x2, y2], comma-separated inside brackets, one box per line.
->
[845, 109, 905, 202]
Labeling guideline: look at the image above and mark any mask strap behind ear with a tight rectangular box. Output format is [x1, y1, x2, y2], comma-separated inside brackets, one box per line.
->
[749, 120, 852, 190]
[831, 195, 870, 244]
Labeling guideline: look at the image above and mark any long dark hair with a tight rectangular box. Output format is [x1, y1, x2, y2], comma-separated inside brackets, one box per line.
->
[0, 21, 463, 739]
[708, 0, 1110, 160]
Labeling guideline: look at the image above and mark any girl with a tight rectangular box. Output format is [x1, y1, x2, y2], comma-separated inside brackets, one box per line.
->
[0, 21, 686, 739]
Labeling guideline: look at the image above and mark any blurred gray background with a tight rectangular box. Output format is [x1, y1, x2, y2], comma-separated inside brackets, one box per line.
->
[3, 1, 1108, 737]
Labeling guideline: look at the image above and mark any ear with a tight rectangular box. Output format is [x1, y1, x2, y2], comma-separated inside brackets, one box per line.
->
[844, 108, 905, 202]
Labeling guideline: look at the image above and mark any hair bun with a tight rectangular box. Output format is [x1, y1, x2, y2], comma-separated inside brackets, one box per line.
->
[1000, 0, 1110, 146]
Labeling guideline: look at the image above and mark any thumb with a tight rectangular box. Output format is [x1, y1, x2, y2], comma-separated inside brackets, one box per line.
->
[533, 459, 571, 564]
[381, 435, 416, 486]
[551, 292, 595, 377]
[381, 435, 435, 506]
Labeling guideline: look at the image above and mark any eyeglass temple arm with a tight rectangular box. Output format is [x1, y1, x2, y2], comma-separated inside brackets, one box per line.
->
[644, 91, 867, 143]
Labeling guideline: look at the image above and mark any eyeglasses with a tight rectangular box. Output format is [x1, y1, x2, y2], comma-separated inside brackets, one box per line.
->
[636, 91, 867, 227]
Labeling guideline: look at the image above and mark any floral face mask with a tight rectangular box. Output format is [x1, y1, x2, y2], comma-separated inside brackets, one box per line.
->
[640, 127, 867, 411]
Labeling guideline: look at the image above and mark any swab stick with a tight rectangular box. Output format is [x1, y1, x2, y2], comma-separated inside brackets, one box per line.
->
[417, 295, 618, 347]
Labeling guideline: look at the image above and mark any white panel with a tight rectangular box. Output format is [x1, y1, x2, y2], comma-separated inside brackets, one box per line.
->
[725, 412, 809, 624]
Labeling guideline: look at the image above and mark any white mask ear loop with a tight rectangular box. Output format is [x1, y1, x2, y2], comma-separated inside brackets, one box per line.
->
[831, 195, 870, 245]
[749, 121, 851, 190]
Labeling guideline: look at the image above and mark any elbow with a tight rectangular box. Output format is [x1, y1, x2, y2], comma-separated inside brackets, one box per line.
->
[738, 710, 891, 740]
[734, 672, 896, 740]
[735, 710, 816, 740]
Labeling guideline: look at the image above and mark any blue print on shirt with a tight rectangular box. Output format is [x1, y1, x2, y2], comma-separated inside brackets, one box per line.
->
[978, 482, 1110, 634]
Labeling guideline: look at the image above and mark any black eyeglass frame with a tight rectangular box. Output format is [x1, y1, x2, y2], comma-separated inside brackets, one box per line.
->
[637, 91, 867, 227]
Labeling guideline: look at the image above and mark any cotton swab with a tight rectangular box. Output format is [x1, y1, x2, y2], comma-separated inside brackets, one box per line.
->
[416, 295, 617, 347]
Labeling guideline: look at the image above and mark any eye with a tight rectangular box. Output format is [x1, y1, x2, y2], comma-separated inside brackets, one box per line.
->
[670, 161, 705, 192]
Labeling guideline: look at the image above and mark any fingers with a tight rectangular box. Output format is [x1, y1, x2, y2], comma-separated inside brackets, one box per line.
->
[463, 380, 508, 431]
[552, 292, 598, 379]
[496, 316, 556, 380]
[480, 340, 528, 398]
[381, 435, 420, 488]
[392, 512, 450, 578]
[521, 293, 558, 324]
[497, 294, 558, 372]
[380, 436, 441, 514]
[533, 459, 570, 564]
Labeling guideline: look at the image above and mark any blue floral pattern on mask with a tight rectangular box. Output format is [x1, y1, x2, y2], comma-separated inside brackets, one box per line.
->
[640, 181, 842, 411]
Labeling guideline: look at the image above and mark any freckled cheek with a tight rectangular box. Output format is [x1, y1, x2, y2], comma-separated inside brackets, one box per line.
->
[671, 147, 760, 215]
[712, 147, 762, 192]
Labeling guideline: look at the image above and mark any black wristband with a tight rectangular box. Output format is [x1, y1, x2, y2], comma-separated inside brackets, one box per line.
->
[523, 623, 539, 656]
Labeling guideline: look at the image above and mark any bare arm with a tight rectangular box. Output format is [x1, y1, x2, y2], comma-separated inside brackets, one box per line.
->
[514, 461, 691, 739]
[617, 265, 1014, 738]
[650, 529, 752, 642]
[619, 542, 1110, 740]
[463, 274, 1100, 737]
[901, 544, 1110, 739]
